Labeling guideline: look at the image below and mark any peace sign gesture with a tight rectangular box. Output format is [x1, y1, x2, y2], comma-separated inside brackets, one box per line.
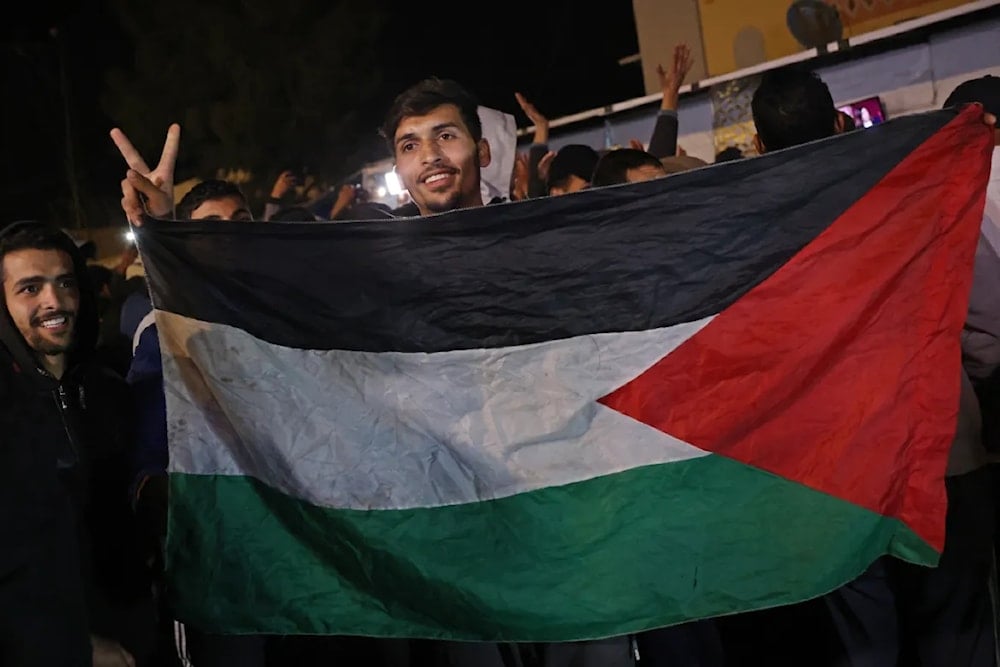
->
[110, 123, 180, 225]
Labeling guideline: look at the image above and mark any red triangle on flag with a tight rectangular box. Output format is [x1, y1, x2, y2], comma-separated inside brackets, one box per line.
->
[599, 110, 991, 551]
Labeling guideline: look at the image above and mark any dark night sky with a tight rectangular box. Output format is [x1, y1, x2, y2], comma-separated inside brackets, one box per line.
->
[1, 1, 643, 224]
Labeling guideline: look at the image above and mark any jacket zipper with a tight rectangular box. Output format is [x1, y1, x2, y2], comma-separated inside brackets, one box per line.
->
[53, 383, 82, 465]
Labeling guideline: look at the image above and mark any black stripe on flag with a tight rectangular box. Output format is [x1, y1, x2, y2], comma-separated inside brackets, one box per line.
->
[137, 109, 956, 353]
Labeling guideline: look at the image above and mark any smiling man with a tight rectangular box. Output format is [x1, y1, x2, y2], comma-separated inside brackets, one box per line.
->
[380, 77, 493, 217]
[3, 239, 79, 377]
[0, 221, 149, 666]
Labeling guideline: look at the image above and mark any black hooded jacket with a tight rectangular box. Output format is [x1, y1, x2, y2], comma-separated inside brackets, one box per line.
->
[0, 221, 148, 642]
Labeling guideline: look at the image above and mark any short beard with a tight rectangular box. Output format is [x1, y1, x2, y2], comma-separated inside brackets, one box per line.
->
[28, 334, 73, 356]
[424, 192, 464, 214]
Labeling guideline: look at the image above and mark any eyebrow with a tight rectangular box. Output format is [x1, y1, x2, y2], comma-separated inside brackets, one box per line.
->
[13, 272, 75, 289]
[396, 122, 463, 147]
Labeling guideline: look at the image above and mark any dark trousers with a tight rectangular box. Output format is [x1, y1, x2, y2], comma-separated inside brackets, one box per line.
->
[536, 637, 634, 667]
[0, 541, 92, 667]
[636, 620, 727, 666]
[824, 467, 997, 667]
[175, 626, 267, 667]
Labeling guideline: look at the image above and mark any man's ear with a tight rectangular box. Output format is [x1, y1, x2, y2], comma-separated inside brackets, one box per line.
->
[753, 134, 766, 156]
[478, 138, 492, 168]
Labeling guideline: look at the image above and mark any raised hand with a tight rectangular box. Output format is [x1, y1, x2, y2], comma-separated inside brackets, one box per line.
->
[110, 124, 180, 225]
[329, 183, 357, 219]
[270, 170, 298, 200]
[657, 43, 694, 111]
[511, 152, 530, 201]
[515, 92, 550, 145]
[536, 150, 557, 186]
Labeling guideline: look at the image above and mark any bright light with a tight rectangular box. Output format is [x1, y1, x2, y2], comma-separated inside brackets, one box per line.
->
[384, 170, 404, 196]
[124, 230, 135, 242]
[376, 186, 387, 198]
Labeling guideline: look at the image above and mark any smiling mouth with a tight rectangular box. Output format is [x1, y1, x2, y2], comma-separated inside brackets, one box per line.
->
[423, 172, 455, 186]
[34, 314, 71, 331]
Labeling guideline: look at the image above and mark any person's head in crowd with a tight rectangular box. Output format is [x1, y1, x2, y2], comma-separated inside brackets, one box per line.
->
[660, 154, 709, 175]
[380, 77, 491, 216]
[270, 206, 319, 222]
[714, 146, 744, 163]
[945, 75, 1000, 145]
[547, 144, 599, 196]
[74, 238, 97, 262]
[591, 148, 668, 187]
[175, 179, 253, 221]
[751, 68, 847, 154]
[86, 264, 114, 299]
[0, 221, 96, 379]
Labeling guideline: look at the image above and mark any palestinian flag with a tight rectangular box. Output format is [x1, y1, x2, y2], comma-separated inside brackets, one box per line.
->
[136, 106, 992, 642]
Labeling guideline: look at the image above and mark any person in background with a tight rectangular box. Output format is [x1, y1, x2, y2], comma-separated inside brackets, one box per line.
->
[751, 66, 1000, 667]
[513, 91, 552, 199]
[943, 73, 1000, 604]
[714, 146, 744, 163]
[546, 144, 600, 196]
[262, 169, 299, 221]
[646, 43, 694, 160]
[591, 148, 667, 187]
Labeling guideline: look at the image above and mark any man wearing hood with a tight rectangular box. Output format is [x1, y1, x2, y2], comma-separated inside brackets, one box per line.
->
[0, 221, 149, 666]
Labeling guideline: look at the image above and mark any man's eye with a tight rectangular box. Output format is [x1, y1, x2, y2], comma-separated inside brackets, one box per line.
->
[439, 132, 455, 140]
[59, 279, 77, 289]
[20, 285, 39, 295]
[401, 142, 416, 152]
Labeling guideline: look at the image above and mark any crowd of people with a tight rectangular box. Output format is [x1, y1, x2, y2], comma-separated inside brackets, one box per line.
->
[2, 38, 999, 667]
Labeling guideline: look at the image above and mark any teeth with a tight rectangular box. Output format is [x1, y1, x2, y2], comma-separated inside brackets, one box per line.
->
[41, 317, 66, 328]
[425, 173, 449, 184]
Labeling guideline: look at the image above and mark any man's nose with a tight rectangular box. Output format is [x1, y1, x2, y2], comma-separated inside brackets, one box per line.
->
[38, 283, 64, 310]
[419, 140, 444, 164]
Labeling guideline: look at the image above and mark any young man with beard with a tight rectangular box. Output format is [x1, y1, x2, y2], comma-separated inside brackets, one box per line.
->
[379, 77, 495, 217]
[0, 221, 150, 666]
[378, 78, 648, 667]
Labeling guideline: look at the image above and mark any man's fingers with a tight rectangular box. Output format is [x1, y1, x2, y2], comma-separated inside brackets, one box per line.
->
[126, 169, 160, 197]
[110, 128, 152, 174]
[515, 92, 542, 120]
[125, 169, 172, 218]
[155, 123, 181, 178]
[120, 178, 145, 227]
[984, 111, 997, 127]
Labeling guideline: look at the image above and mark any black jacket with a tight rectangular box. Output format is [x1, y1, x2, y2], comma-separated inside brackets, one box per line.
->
[0, 222, 148, 648]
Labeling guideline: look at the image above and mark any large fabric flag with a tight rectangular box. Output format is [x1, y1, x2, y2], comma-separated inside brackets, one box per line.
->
[137, 106, 992, 642]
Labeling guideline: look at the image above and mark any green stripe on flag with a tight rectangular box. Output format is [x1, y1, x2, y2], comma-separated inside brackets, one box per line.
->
[166, 454, 937, 641]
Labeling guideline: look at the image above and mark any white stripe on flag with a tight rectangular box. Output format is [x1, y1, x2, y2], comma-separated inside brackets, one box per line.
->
[159, 311, 713, 511]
